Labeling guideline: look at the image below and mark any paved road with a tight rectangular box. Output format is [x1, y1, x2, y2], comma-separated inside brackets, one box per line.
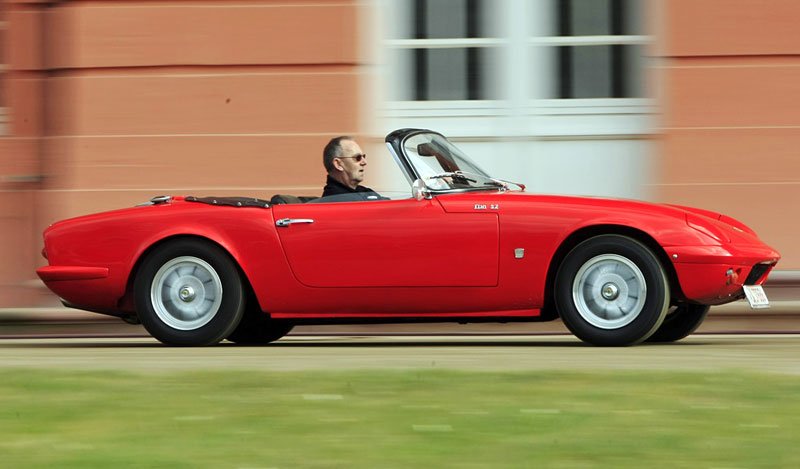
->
[4, 300, 800, 338]
[1, 334, 799, 375]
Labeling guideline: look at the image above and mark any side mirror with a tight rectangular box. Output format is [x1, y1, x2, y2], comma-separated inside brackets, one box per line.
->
[411, 179, 431, 200]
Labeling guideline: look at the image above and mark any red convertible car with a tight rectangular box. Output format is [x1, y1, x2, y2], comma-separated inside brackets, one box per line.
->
[37, 129, 779, 346]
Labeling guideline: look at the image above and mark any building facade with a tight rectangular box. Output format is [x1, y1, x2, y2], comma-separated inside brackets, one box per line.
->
[656, 0, 800, 281]
[0, 0, 797, 308]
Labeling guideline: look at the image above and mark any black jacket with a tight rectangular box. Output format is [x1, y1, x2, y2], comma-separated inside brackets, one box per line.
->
[322, 175, 376, 197]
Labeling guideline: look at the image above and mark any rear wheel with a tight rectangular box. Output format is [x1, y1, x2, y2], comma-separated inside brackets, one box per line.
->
[555, 235, 670, 346]
[646, 304, 710, 343]
[134, 239, 245, 346]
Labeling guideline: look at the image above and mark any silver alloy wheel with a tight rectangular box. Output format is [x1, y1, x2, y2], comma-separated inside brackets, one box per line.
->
[572, 254, 647, 330]
[150, 256, 223, 331]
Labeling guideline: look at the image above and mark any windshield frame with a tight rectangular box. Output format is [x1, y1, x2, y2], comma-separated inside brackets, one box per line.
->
[388, 129, 507, 195]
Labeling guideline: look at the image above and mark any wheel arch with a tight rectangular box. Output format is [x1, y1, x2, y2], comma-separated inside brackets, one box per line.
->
[540, 224, 684, 319]
[119, 234, 261, 318]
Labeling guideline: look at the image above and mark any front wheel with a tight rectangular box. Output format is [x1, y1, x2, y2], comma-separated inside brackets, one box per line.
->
[555, 235, 670, 346]
[134, 239, 245, 346]
[646, 304, 710, 343]
[226, 309, 294, 345]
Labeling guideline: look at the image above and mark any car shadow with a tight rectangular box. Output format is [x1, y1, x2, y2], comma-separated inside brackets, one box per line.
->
[0, 334, 730, 348]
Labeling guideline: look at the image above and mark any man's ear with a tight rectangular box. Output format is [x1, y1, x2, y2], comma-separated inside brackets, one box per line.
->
[333, 158, 344, 171]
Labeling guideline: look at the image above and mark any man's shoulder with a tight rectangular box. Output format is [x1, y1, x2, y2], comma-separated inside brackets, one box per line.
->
[322, 177, 349, 197]
[322, 185, 376, 197]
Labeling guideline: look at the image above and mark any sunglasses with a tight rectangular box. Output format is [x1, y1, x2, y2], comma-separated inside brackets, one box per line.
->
[339, 153, 367, 162]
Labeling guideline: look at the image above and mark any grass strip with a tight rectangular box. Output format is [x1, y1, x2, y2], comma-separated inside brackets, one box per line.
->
[1, 369, 798, 468]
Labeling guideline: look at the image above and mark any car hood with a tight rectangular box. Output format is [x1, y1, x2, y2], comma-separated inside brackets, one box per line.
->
[476, 191, 764, 246]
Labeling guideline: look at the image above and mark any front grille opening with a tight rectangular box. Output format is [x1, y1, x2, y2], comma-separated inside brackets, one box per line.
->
[744, 263, 772, 285]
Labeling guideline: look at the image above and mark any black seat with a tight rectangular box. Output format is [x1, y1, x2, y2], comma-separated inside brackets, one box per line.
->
[270, 194, 318, 205]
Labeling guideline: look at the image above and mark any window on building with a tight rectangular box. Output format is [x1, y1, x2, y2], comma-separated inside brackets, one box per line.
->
[387, 0, 501, 101]
[385, 0, 648, 103]
[548, 0, 645, 99]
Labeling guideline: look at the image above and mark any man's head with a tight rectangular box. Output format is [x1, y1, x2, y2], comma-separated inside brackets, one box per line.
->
[323, 136, 367, 190]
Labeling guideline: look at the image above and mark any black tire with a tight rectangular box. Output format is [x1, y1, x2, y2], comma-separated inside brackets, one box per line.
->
[555, 235, 670, 346]
[226, 305, 294, 345]
[646, 304, 710, 343]
[134, 238, 245, 346]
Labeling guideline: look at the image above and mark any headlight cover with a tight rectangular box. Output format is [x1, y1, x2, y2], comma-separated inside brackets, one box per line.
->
[686, 213, 731, 243]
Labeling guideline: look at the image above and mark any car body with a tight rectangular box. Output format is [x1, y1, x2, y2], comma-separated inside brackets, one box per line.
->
[37, 129, 780, 346]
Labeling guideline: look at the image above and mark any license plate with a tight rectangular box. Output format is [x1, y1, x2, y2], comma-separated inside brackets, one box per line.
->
[743, 285, 770, 309]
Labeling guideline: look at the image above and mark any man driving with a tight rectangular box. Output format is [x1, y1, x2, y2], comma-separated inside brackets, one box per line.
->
[321, 136, 379, 197]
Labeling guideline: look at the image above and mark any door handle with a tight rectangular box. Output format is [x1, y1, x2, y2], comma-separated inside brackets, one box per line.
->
[276, 218, 315, 227]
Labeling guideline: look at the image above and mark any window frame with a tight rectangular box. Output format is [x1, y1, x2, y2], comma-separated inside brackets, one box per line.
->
[377, 0, 654, 138]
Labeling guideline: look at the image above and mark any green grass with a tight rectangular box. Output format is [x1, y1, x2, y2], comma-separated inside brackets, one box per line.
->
[1, 369, 798, 468]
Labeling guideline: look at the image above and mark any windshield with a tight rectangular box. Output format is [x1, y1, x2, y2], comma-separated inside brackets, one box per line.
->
[402, 133, 502, 192]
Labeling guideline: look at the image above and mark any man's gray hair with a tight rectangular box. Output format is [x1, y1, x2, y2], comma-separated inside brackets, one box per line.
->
[323, 136, 354, 173]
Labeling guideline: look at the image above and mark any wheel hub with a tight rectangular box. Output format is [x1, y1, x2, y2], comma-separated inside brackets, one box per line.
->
[150, 256, 223, 331]
[571, 254, 647, 330]
[178, 286, 196, 302]
[601, 283, 620, 300]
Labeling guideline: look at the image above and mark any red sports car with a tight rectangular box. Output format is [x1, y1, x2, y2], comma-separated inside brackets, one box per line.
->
[37, 129, 780, 346]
